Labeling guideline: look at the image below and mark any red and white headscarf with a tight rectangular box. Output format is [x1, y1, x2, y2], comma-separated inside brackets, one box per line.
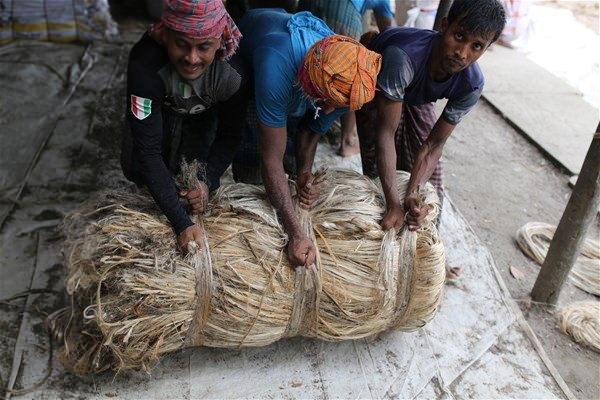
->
[152, 0, 241, 60]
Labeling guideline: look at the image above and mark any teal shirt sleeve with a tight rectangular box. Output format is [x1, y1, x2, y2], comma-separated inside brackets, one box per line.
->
[253, 46, 295, 128]
[362, 0, 394, 19]
[252, 39, 346, 134]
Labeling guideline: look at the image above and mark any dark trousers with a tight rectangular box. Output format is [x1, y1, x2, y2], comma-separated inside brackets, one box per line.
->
[232, 99, 300, 184]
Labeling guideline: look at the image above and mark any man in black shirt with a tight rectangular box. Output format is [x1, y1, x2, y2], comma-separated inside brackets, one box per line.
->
[121, 0, 247, 253]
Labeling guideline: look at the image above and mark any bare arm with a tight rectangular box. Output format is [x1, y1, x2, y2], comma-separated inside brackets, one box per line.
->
[295, 124, 320, 178]
[259, 122, 316, 267]
[374, 93, 405, 230]
[375, 15, 393, 32]
[405, 117, 455, 197]
[403, 117, 456, 230]
[294, 124, 322, 209]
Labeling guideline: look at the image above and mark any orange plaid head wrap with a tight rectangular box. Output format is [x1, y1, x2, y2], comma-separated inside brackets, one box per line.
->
[297, 35, 382, 111]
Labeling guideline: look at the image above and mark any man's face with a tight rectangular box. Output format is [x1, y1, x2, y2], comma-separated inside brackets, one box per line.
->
[435, 17, 493, 77]
[163, 29, 221, 81]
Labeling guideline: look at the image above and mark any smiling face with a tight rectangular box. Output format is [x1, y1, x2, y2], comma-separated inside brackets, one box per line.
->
[430, 17, 493, 81]
[162, 29, 222, 81]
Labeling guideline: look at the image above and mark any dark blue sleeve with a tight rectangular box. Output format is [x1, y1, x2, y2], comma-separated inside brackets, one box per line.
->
[377, 46, 414, 102]
[442, 88, 482, 125]
[442, 65, 484, 125]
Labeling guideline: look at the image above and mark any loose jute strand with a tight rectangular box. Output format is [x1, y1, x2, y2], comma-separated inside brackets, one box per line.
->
[185, 223, 213, 347]
[516, 221, 600, 295]
[390, 228, 416, 328]
[179, 160, 214, 347]
[558, 301, 600, 352]
[283, 172, 326, 338]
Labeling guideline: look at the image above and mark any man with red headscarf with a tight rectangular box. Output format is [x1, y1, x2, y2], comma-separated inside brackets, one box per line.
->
[121, 0, 247, 254]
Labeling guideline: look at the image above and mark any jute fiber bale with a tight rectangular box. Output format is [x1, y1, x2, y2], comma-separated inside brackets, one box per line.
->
[558, 301, 600, 353]
[50, 169, 445, 374]
[516, 222, 600, 295]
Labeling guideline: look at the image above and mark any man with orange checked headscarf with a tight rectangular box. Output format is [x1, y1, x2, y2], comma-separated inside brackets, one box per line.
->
[234, 8, 381, 268]
[121, 0, 247, 254]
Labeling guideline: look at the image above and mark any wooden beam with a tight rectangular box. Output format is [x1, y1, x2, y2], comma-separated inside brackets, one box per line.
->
[531, 122, 600, 304]
[433, 0, 453, 31]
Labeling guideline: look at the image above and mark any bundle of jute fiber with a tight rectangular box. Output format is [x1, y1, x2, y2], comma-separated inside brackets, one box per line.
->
[48, 169, 445, 374]
[516, 222, 600, 295]
[558, 301, 600, 353]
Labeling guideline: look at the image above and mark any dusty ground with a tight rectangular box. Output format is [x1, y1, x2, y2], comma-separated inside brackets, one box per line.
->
[543, 0, 600, 32]
[324, 1, 600, 395]
[442, 99, 599, 400]
[445, 2, 600, 398]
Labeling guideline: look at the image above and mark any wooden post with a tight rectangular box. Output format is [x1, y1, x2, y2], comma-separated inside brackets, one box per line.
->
[531, 123, 600, 304]
[433, 0, 453, 31]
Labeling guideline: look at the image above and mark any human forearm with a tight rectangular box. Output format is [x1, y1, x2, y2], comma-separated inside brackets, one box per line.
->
[405, 118, 455, 200]
[375, 95, 404, 208]
[205, 143, 235, 190]
[376, 127, 401, 207]
[405, 142, 443, 197]
[258, 124, 303, 239]
[262, 159, 302, 237]
[205, 126, 240, 189]
[295, 125, 320, 177]
[130, 115, 193, 234]
[258, 121, 317, 266]
[139, 153, 193, 234]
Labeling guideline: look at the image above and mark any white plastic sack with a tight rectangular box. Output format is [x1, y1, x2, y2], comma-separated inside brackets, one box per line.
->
[403, 0, 439, 30]
[0, 0, 118, 44]
[500, 0, 531, 43]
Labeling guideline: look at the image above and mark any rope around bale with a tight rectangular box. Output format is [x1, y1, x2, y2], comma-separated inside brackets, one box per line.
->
[51, 169, 445, 374]
[516, 222, 600, 295]
[179, 160, 213, 348]
[558, 301, 600, 353]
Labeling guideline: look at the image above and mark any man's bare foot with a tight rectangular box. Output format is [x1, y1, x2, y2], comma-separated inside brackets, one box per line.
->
[338, 136, 360, 157]
[446, 262, 461, 280]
